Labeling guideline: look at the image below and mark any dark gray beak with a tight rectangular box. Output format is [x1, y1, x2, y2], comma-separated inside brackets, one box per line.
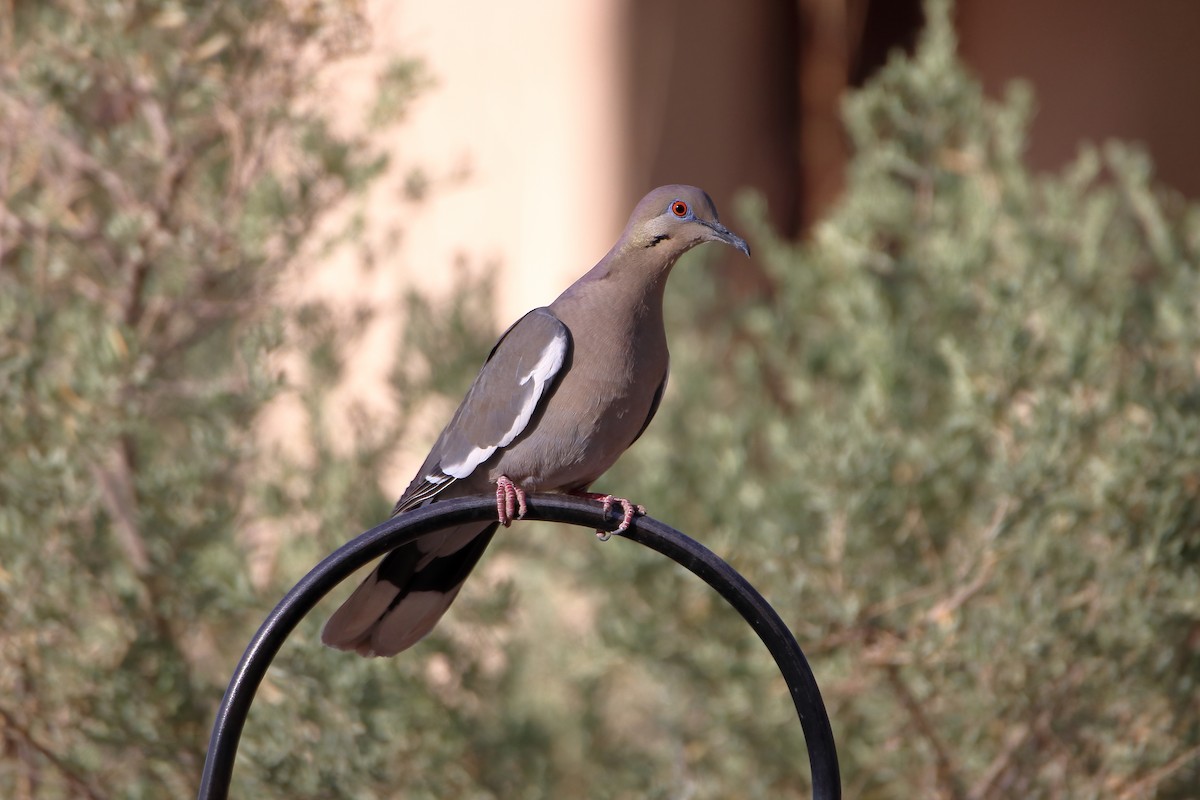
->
[702, 220, 751, 257]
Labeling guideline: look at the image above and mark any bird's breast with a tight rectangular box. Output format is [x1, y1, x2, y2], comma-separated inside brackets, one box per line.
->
[490, 320, 667, 492]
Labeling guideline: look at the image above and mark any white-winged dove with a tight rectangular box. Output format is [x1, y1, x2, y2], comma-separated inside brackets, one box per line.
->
[322, 185, 750, 657]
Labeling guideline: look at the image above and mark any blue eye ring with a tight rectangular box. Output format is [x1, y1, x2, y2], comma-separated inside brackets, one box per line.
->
[671, 200, 689, 218]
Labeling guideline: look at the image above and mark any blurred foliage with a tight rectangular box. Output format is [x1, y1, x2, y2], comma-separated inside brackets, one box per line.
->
[599, 3, 1200, 797]
[0, 1, 468, 797]
[2, 0, 1198, 798]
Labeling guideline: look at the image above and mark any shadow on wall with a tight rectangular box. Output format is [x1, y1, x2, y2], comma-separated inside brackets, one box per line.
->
[619, 0, 1200, 256]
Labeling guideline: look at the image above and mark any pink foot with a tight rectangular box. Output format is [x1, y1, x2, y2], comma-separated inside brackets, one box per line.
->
[574, 492, 646, 541]
[495, 475, 528, 527]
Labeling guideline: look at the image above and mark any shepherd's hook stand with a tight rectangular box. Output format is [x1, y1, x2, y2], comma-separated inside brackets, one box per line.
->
[198, 494, 841, 799]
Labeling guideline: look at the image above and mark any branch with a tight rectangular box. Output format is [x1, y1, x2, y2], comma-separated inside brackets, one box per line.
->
[965, 711, 1047, 800]
[0, 705, 109, 800]
[883, 663, 965, 800]
[91, 444, 149, 574]
[1115, 743, 1200, 800]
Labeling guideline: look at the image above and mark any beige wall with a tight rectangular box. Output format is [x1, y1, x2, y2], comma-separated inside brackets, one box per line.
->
[272, 1, 629, 474]
[313, 1, 628, 319]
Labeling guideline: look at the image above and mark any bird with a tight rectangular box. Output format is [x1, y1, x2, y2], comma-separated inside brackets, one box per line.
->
[321, 185, 750, 657]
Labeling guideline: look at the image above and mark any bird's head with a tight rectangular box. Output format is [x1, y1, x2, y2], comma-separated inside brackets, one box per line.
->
[624, 184, 751, 260]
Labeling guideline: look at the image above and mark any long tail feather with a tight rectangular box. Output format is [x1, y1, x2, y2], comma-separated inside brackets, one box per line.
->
[321, 522, 499, 657]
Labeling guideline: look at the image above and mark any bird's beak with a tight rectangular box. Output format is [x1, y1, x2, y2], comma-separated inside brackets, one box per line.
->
[701, 220, 751, 257]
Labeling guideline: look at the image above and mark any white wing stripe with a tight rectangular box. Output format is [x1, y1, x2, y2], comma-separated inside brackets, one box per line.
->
[498, 333, 568, 447]
[441, 331, 568, 479]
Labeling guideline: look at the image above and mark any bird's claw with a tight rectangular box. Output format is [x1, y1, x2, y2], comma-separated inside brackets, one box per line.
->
[594, 494, 645, 541]
[495, 475, 527, 527]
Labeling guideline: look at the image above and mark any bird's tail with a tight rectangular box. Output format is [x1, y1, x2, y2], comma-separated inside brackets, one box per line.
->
[321, 521, 499, 657]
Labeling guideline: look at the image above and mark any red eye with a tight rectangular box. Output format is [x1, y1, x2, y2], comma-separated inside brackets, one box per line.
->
[671, 200, 689, 217]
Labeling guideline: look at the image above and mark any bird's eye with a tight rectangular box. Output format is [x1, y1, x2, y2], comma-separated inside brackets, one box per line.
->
[671, 200, 689, 217]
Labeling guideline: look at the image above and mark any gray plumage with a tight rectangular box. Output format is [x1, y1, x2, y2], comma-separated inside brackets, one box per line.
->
[322, 185, 749, 656]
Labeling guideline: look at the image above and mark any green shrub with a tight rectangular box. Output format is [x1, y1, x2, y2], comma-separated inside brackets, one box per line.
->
[605, 3, 1199, 796]
[2, 0, 1195, 797]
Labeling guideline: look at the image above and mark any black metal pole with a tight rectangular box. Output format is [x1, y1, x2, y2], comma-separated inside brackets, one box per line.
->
[198, 494, 840, 799]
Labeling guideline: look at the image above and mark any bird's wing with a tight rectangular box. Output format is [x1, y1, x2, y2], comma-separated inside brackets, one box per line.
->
[393, 307, 571, 514]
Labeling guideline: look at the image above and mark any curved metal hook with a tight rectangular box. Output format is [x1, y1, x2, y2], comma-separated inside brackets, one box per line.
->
[198, 494, 840, 799]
